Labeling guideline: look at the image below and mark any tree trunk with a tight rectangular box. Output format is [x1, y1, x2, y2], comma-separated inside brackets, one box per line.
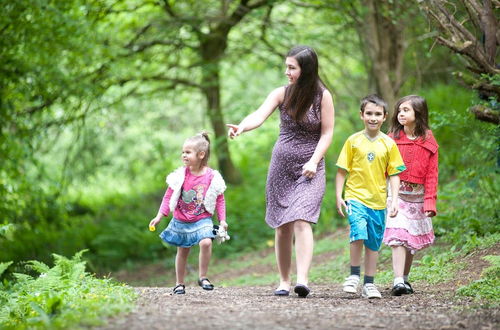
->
[358, 0, 407, 113]
[201, 60, 242, 184]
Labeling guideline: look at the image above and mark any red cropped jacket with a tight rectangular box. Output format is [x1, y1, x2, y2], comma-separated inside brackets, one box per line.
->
[389, 130, 439, 215]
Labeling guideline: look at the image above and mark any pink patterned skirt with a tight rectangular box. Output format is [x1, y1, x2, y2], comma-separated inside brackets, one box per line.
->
[383, 181, 435, 253]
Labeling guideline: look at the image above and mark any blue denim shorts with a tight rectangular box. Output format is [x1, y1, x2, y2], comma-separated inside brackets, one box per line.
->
[347, 200, 386, 251]
[160, 217, 215, 248]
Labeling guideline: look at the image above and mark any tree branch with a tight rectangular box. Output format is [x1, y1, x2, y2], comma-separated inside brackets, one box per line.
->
[117, 75, 203, 89]
[461, 0, 481, 31]
[125, 38, 193, 53]
[125, 23, 153, 49]
[23, 98, 57, 116]
[259, 5, 286, 59]
[222, 0, 273, 33]
[158, 0, 204, 35]
[462, 0, 483, 15]
[247, 0, 275, 10]
[469, 104, 500, 124]
[288, 0, 324, 8]
[105, 1, 157, 14]
[422, 0, 499, 74]
[434, 0, 477, 42]
[159, 0, 177, 17]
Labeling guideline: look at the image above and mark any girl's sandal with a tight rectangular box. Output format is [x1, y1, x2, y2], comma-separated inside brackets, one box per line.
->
[173, 284, 186, 294]
[198, 277, 214, 290]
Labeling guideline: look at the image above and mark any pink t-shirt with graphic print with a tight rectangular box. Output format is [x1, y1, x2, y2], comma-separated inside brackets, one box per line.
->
[159, 167, 226, 223]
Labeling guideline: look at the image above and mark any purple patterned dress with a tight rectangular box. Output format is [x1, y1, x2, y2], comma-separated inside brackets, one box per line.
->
[265, 87, 326, 228]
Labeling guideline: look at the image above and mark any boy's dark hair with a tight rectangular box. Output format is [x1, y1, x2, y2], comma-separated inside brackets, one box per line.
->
[390, 95, 430, 139]
[360, 94, 388, 114]
[283, 45, 325, 122]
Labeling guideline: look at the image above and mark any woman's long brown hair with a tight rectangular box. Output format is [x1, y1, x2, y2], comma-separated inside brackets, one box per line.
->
[282, 46, 325, 122]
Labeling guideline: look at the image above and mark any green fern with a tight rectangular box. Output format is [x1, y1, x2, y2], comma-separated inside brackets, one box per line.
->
[0, 251, 136, 329]
[0, 261, 13, 277]
[25, 261, 50, 274]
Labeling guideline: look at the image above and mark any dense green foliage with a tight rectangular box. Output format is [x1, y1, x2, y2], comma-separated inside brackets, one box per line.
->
[0, 251, 136, 329]
[1, 0, 107, 221]
[424, 85, 500, 244]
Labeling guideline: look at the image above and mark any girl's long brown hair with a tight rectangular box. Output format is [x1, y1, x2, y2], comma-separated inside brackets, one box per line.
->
[282, 46, 325, 122]
[390, 95, 430, 139]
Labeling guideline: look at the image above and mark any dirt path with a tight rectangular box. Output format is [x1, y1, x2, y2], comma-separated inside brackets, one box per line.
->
[100, 284, 498, 330]
[103, 237, 499, 329]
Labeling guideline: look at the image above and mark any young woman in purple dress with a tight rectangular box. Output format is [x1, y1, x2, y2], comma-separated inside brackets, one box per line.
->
[227, 46, 335, 297]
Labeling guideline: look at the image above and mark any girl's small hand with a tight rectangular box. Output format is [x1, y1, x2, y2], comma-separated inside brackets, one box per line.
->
[389, 200, 398, 217]
[336, 198, 347, 217]
[219, 220, 228, 230]
[226, 124, 243, 139]
[425, 211, 436, 217]
[302, 161, 318, 179]
[149, 217, 161, 229]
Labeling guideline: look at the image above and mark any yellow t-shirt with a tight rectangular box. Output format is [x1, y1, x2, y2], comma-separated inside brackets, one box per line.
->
[336, 131, 406, 209]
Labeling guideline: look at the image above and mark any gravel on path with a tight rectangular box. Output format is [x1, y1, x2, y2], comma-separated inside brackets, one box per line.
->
[99, 285, 499, 330]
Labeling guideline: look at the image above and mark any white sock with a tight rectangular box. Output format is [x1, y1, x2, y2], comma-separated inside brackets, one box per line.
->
[394, 277, 404, 286]
[403, 275, 409, 282]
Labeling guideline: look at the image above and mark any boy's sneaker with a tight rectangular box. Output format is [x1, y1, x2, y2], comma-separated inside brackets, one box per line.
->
[391, 282, 408, 296]
[404, 281, 414, 294]
[342, 275, 360, 293]
[362, 283, 382, 299]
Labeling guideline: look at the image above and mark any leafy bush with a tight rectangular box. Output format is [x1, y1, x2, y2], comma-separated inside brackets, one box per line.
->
[426, 84, 500, 245]
[0, 251, 136, 329]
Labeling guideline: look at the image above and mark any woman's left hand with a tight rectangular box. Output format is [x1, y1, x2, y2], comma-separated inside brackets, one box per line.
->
[302, 161, 318, 179]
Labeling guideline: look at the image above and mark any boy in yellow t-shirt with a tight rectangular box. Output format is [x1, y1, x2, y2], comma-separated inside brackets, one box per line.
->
[336, 94, 406, 299]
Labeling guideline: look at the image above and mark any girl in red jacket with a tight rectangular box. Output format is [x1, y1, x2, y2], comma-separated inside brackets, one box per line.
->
[383, 95, 439, 296]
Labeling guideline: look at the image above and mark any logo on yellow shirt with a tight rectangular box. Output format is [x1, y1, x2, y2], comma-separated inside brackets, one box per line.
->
[367, 152, 375, 162]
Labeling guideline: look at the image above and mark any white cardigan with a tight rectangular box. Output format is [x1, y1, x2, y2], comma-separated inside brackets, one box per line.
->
[166, 167, 226, 215]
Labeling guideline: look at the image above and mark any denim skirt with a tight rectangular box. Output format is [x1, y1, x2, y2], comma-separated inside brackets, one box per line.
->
[160, 217, 215, 248]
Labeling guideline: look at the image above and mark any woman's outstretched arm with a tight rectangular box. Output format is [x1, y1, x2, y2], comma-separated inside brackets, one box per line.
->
[227, 87, 284, 139]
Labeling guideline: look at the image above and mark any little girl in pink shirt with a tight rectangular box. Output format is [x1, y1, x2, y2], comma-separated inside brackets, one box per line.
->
[149, 132, 227, 294]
